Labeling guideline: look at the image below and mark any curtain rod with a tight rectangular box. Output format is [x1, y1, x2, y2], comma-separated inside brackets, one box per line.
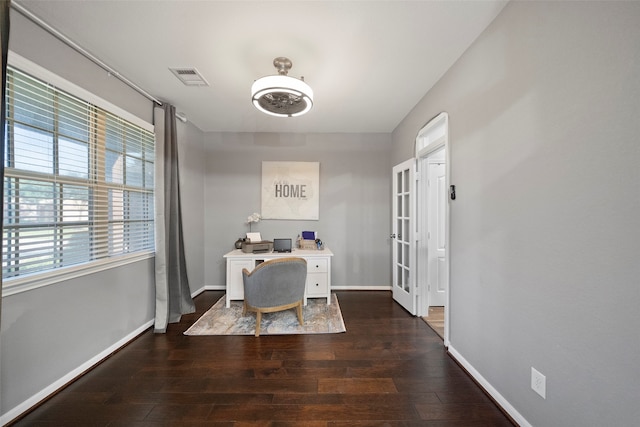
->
[11, 1, 163, 106]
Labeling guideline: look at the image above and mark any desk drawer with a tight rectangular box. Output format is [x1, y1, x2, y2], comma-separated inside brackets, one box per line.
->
[306, 258, 328, 273]
[227, 259, 253, 299]
[306, 272, 328, 296]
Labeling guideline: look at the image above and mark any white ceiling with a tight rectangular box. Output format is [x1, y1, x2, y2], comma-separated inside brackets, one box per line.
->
[17, 0, 507, 134]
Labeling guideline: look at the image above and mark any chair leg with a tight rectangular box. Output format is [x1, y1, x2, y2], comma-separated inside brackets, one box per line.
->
[243, 300, 247, 316]
[255, 311, 262, 337]
[296, 301, 304, 326]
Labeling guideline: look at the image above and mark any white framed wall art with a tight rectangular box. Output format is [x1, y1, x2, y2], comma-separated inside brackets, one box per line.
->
[261, 161, 319, 220]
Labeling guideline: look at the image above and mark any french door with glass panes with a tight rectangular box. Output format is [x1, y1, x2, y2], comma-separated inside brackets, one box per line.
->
[391, 159, 417, 315]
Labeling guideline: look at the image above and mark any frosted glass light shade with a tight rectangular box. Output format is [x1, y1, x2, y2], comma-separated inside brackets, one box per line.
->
[251, 75, 314, 117]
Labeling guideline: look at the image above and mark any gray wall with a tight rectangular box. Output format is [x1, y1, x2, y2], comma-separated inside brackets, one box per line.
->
[1, 10, 206, 421]
[203, 132, 392, 289]
[392, 2, 640, 426]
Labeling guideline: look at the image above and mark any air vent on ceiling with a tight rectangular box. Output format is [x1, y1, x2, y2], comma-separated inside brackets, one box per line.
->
[169, 67, 209, 86]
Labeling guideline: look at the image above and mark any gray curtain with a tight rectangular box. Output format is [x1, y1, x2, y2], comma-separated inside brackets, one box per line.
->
[0, 0, 10, 406]
[154, 103, 195, 333]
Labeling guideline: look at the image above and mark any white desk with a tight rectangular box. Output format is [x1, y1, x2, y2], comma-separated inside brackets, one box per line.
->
[223, 248, 333, 308]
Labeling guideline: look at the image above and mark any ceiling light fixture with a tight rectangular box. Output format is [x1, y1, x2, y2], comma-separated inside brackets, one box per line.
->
[251, 57, 313, 117]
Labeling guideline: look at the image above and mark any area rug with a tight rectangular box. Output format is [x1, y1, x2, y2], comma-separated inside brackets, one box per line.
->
[184, 294, 346, 336]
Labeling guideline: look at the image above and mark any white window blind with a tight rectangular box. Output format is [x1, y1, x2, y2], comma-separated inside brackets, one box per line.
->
[3, 67, 155, 282]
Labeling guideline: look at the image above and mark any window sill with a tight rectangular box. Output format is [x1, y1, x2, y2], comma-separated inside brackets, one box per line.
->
[2, 252, 155, 297]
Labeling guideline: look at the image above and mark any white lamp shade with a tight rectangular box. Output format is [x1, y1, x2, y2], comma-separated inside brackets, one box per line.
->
[251, 75, 314, 117]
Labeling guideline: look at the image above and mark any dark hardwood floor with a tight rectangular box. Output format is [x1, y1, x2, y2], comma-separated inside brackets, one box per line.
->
[12, 291, 514, 426]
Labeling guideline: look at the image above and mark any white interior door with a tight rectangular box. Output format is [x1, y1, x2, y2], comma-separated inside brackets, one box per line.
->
[427, 162, 447, 306]
[392, 159, 417, 315]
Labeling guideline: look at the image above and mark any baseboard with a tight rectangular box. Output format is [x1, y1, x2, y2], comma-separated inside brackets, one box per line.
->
[0, 319, 154, 426]
[331, 285, 392, 291]
[447, 345, 531, 427]
[201, 285, 391, 292]
[203, 284, 226, 291]
[191, 285, 206, 297]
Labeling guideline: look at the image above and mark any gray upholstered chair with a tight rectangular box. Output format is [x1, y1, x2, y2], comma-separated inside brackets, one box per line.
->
[242, 257, 307, 336]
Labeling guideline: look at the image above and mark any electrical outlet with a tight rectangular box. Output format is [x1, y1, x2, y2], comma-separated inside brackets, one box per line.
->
[531, 367, 546, 399]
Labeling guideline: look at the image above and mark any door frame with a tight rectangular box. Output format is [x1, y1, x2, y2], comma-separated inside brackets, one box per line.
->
[415, 112, 450, 346]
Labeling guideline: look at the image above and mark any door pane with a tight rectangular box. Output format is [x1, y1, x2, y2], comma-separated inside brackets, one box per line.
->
[403, 219, 409, 243]
[404, 244, 410, 268]
[403, 194, 410, 218]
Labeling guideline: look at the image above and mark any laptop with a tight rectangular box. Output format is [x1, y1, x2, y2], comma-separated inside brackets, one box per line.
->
[273, 238, 292, 253]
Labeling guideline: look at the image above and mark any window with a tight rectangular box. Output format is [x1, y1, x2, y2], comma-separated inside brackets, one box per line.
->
[3, 67, 155, 287]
